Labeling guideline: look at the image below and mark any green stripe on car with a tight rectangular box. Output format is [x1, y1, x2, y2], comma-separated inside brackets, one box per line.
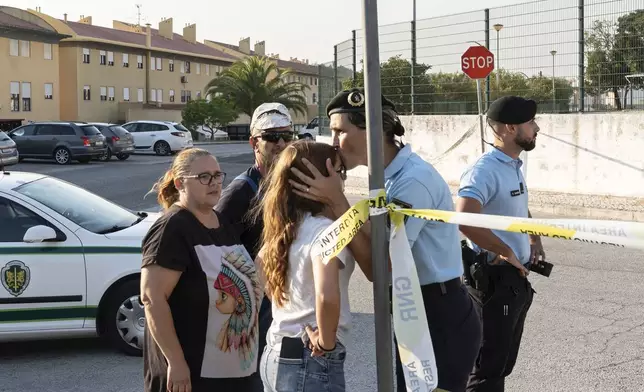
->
[0, 306, 98, 323]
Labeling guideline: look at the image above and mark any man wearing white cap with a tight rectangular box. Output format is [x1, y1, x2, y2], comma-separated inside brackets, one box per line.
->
[214, 102, 296, 390]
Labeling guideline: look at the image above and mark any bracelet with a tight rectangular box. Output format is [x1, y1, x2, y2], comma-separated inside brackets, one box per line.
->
[316, 339, 336, 352]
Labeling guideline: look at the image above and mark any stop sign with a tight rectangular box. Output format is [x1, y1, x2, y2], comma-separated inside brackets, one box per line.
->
[461, 46, 495, 79]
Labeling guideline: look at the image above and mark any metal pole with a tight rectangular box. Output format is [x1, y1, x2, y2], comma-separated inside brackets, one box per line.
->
[484, 9, 490, 111]
[476, 79, 485, 154]
[362, 0, 393, 390]
[410, 0, 416, 114]
[496, 31, 500, 93]
[578, 0, 585, 112]
[552, 53, 556, 111]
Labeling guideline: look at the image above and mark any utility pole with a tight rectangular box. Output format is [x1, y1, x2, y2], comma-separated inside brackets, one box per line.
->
[136, 4, 142, 26]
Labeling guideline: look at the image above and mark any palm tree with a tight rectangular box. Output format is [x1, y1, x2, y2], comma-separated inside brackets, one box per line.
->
[205, 56, 310, 119]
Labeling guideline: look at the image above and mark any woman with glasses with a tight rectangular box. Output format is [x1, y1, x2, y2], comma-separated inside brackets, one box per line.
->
[252, 140, 354, 392]
[141, 147, 263, 392]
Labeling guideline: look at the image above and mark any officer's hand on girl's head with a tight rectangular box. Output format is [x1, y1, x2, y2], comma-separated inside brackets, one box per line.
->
[289, 158, 343, 205]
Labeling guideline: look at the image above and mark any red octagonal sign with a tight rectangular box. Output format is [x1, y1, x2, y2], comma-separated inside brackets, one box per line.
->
[461, 46, 495, 79]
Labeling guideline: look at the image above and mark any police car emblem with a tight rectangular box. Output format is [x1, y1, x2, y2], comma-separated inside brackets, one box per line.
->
[2, 260, 31, 297]
[347, 91, 364, 107]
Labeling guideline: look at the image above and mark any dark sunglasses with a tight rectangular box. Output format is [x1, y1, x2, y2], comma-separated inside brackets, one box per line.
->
[258, 131, 296, 143]
[183, 171, 227, 185]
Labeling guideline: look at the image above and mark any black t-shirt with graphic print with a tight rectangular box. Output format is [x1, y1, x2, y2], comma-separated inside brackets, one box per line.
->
[141, 205, 262, 392]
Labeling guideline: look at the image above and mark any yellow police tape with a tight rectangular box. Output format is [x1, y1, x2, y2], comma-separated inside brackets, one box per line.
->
[311, 190, 644, 392]
[314, 192, 644, 264]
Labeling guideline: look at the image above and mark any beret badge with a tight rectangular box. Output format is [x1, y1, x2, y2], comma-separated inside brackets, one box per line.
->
[347, 91, 365, 107]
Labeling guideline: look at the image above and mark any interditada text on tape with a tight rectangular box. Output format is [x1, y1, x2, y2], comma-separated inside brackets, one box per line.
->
[311, 191, 644, 391]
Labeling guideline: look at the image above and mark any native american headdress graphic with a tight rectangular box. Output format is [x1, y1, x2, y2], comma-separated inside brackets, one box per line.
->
[213, 247, 262, 370]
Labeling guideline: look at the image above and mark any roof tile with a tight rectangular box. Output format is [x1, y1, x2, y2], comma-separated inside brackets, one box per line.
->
[61, 21, 237, 61]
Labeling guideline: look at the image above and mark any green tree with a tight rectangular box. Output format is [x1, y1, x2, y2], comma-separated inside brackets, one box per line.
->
[428, 72, 477, 114]
[181, 98, 239, 139]
[205, 56, 310, 118]
[527, 75, 575, 112]
[583, 11, 644, 110]
[341, 55, 435, 114]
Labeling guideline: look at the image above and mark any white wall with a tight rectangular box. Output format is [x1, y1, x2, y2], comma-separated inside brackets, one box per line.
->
[320, 112, 644, 199]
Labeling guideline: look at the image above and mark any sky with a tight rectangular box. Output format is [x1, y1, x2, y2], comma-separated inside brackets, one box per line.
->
[4, 0, 639, 90]
[4, 0, 522, 64]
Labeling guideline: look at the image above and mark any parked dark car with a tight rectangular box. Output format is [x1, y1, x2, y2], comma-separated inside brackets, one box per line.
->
[0, 131, 19, 167]
[7, 122, 107, 165]
[89, 123, 135, 161]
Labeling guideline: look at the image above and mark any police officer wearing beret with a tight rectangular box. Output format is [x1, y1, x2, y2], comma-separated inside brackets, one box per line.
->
[289, 88, 483, 392]
[456, 96, 547, 392]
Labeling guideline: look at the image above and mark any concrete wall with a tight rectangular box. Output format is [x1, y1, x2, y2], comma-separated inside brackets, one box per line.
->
[318, 111, 644, 221]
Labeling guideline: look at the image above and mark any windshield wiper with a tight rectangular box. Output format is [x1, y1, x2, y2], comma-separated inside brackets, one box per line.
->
[97, 225, 131, 234]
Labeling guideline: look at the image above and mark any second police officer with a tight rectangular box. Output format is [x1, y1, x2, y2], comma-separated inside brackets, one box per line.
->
[289, 88, 483, 392]
[457, 96, 547, 392]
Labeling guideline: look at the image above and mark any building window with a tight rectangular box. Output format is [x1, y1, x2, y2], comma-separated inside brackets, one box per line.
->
[137, 55, 143, 69]
[169, 89, 175, 102]
[205, 64, 209, 76]
[180, 61, 185, 74]
[169, 59, 174, 72]
[44, 83, 53, 99]
[196, 90, 201, 99]
[20, 41, 30, 57]
[100, 86, 107, 101]
[83, 48, 90, 63]
[21, 82, 31, 111]
[107, 51, 114, 66]
[180, 90, 186, 103]
[10, 82, 20, 111]
[185, 61, 191, 74]
[123, 53, 129, 67]
[137, 88, 143, 102]
[196, 63, 201, 75]
[100, 50, 106, 65]
[9, 39, 18, 56]
[44, 43, 52, 60]
[157, 89, 163, 103]
[156, 57, 162, 71]
[150, 56, 156, 71]
[83, 85, 91, 100]
[312, 93, 317, 104]
[150, 88, 157, 102]
[315, 78, 318, 86]
[108, 87, 115, 101]
[186, 90, 192, 102]
[123, 87, 130, 101]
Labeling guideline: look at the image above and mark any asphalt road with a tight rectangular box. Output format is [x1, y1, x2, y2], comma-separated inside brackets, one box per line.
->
[1, 149, 643, 392]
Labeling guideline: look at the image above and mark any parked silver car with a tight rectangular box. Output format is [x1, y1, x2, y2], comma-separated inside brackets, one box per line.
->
[89, 123, 136, 161]
[8, 122, 107, 165]
[0, 131, 19, 167]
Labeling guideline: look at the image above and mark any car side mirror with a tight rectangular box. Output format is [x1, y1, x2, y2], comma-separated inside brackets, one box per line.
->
[23, 225, 58, 243]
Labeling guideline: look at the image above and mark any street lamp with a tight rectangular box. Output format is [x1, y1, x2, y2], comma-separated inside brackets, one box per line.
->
[550, 50, 557, 111]
[493, 23, 503, 95]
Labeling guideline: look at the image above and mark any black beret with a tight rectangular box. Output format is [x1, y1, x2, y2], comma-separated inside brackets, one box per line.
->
[486, 96, 537, 125]
[326, 88, 396, 117]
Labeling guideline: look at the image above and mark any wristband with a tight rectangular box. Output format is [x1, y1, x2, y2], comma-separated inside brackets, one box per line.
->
[316, 339, 336, 352]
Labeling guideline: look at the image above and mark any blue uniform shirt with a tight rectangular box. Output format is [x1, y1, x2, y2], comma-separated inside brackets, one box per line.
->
[385, 143, 464, 285]
[458, 147, 531, 265]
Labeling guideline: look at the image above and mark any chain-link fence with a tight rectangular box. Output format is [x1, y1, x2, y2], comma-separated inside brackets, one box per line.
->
[321, 0, 644, 116]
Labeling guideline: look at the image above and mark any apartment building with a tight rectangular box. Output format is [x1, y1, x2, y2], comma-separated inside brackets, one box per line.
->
[205, 38, 320, 129]
[27, 11, 238, 124]
[2, 7, 321, 135]
[0, 6, 69, 131]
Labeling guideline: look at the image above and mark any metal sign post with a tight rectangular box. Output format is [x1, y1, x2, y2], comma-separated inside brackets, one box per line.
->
[462, 45, 495, 154]
[361, 0, 394, 390]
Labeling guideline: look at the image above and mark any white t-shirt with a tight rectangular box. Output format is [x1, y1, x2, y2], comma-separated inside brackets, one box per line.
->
[266, 213, 356, 348]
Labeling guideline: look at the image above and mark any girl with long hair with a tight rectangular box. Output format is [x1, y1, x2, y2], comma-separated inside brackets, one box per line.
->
[254, 140, 354, 392]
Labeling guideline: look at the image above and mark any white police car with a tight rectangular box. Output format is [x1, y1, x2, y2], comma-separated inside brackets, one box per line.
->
[0, 170, 160, 356]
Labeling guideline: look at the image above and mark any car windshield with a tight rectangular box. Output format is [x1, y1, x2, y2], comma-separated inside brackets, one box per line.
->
[175, 123, 190, 132]
[80, 125, 102, 136]
[109, 126, 130, 136]
[13, 177, 140, 234]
